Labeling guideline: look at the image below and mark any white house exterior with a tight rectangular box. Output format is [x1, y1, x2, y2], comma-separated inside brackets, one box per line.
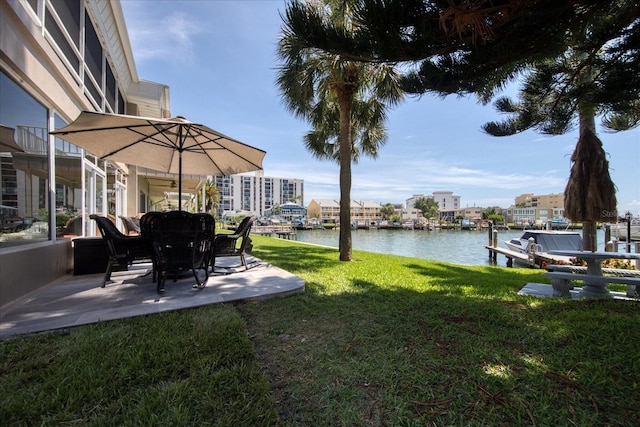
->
[406, 191, 461, 221]
[432, 191, 460, 220]
[0, 0, 170, 306]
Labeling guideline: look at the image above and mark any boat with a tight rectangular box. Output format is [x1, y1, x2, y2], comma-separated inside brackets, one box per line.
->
[505, 230, 583, 254]
[549, 217, 571, 229]
[606, 221, 640, 242]
[292, 220, 313, 230]
[504, 230, 583, 266]
[321, 220, 336, 230]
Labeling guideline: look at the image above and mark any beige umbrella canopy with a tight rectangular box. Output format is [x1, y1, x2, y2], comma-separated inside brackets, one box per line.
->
[51, 111, 266, 209]
[0, 125, 23, 152]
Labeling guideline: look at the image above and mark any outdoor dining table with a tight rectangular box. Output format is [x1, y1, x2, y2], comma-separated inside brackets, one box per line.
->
[140, 211, 215, 293]
[547, 250, 640, 298]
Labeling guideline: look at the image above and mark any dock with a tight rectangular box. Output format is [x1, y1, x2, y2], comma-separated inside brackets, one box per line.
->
[484, 223, 578, 268]
[252, 225, 297, 240]
[484, 245, 571, 268]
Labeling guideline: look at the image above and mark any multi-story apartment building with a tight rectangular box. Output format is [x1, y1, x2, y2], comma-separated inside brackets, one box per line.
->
[214, 171, 304, 217]
[515, 193, 565, 209]
[506, 193, 568, 226]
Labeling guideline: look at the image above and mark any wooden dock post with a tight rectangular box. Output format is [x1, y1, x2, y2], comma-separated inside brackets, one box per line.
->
[488, 223, 498, 262]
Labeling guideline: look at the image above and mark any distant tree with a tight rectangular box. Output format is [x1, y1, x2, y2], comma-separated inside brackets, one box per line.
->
[482, 207, 496, 219]
[414, 197, 439, 219]
[488, 213, 505, 224]
[380, 203, 396, 219]
[291, 195, 303, 204]
[277, 0, 404, 261]
[271, 203, 282, 216]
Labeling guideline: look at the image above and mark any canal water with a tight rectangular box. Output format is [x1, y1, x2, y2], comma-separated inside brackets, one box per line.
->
[293, 228, 605, 267]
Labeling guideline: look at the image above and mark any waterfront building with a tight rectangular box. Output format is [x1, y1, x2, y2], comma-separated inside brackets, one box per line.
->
[506, 193, 568, 226]
[504, 207, 569, 227]
[307, 199, 382, 224]
[307, 199, 340, 222]
[265, 202, 307, 221]
[0, 0, 180, 306]
[433, 191, 461, 221]
[213, 171, 304, 218]
[453, 207, 483, 222]
[406, 191, 461, 221]
[401, 208, 422, 221]
[515, 192, 565, 209]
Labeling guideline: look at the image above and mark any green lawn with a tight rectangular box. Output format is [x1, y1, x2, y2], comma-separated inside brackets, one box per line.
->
[2, 235, 639, 426]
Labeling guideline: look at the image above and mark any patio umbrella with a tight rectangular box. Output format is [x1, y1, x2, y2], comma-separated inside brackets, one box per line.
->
[51, 111, 265, 209]
[0, 125, 23, 152]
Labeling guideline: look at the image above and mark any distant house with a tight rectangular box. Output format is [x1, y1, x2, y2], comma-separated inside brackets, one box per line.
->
[265, 202, 307, 221]
[307, 199, 340, 222]
[401, 208, 422, 221]
[307, 199, 382, 224]
[407, 191, 461, 221]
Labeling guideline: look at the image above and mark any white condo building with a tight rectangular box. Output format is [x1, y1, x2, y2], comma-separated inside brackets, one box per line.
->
[406, 191, 460, 220]
[213, 171, 304, 217]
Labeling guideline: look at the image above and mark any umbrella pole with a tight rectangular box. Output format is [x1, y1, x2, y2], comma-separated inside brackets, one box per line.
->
[178, 150, 183, 211]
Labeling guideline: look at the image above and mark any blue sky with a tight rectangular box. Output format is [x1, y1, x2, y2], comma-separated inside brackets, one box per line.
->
[120, 0, 640, 216]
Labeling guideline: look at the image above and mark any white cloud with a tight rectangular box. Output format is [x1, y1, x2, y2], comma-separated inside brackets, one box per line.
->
[124, 6, 200, 65]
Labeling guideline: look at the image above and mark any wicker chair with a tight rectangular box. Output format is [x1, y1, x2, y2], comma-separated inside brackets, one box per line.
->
[144, 211, 215, 293]
[89, 214, 154, 286]
[212, 215, 256, 273]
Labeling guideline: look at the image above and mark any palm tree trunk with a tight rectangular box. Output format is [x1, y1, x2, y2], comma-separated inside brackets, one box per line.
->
[338, 90, 353, 261]
[578, 108, 598, 252]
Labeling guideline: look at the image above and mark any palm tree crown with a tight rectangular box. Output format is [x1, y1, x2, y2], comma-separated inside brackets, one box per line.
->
[277, 0, 404, 261]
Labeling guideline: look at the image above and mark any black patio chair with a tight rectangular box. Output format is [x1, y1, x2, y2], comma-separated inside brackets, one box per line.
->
[144, 211, 215, 293]
[212, 215, 256, 273]
[89, 214, 154, 287]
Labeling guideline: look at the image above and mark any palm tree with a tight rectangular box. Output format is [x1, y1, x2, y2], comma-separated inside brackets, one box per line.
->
[482, 43, 637, 250]
[380, 203, 396, 220]
[201, 178, 220, 215]
[277, 0, 403, 261]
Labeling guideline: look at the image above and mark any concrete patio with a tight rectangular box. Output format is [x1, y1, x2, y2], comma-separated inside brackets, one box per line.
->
[0, 256, 304, 340]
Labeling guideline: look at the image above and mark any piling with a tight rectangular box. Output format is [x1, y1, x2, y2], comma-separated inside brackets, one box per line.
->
[488, 223, 497, 262]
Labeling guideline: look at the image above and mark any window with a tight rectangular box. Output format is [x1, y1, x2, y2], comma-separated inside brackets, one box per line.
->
[53, 114, 82, 239]
[84, 11, 102, 85]
[106, 63, 117, 112]
[0, 71, 50, 248]
[45, 5, 81, 75]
